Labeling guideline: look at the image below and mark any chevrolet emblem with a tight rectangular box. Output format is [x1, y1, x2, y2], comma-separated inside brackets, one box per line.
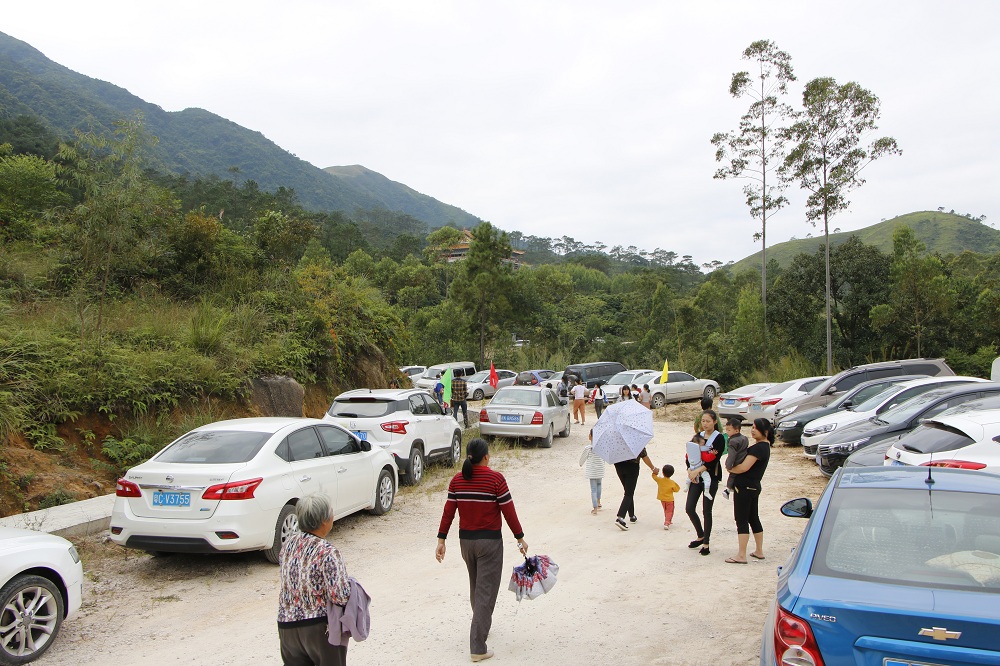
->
[918, 626, 961, 641]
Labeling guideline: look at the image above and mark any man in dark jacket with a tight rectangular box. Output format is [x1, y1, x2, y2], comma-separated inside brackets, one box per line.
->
[452, 375, 469, 428]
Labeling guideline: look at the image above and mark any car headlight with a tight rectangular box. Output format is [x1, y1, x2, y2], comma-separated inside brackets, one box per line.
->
[776, 405, 797, 418]
[805, 423, 836, 435]
[777, 420, 798, 428]
[824, 438, 870, 455]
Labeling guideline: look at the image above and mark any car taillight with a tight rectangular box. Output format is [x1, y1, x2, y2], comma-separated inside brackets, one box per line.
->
[202, 478, 263, 500]
[738, 396, 753, 403]
[480, 409, 489, 423]
[381, 420, 408, 434]
[531, 412, 544, 425]
[921, 460, 987, 470]
[760, 397, 784, 406]
[773, 606, 825, 666]
[116, 479, 141, 497]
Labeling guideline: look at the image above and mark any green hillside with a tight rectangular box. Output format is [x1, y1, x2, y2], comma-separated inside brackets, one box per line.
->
[0, 31, 481, 228]
[730, 211, 1000, 273]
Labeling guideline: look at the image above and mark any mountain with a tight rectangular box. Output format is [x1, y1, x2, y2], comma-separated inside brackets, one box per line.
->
[0, 31, 482, 228]
[729, 211, 1000, 273]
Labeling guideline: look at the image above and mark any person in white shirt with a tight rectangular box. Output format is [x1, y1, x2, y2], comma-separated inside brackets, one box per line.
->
[571, 379, 588, 424]
[590, 382, 607, 419]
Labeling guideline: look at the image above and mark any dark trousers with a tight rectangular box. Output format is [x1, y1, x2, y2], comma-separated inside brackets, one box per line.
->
[278, 621, 348, 666]
[686, 475, 719, 543]
[614, 460, 640, 520]
[594, 400, 605, 419]
[733, 485, 763, 534]
[459, 538, 504, 655]
[452, 400, 468, 427]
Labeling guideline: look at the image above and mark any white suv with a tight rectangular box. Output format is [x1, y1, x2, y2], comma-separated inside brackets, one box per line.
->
[323, 389, 462, 486]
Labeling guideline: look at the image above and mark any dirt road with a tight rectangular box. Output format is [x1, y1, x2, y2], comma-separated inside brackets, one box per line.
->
[46, 413, 828, 665]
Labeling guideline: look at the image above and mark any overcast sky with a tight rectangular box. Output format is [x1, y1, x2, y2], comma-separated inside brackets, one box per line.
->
[5, 1, 998, 265]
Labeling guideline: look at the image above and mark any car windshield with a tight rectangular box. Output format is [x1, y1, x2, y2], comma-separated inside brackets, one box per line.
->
[608, 372, 635, 385]
[852, 385, 905, 412]
[813, 486, 1000, 592]
[492, 388, 542, 406]
[329, 398, 396, 418]
[468, 371, 489, 383]
[156, 430, 271, 464]
[879, 390, 954, 425]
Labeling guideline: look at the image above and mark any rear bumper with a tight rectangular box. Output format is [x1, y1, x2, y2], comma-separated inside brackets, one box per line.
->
[109, 500, 277, 553]
[479, 422, 550, 439]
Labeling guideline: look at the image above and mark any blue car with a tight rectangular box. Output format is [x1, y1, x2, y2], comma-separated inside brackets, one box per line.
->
[761, 466, 1000, 666]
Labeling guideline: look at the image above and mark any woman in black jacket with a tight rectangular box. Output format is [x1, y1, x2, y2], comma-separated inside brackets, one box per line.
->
[685, 410, 725, 555]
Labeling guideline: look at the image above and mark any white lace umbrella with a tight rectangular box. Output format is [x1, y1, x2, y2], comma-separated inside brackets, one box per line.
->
[591, 398, 654, 464]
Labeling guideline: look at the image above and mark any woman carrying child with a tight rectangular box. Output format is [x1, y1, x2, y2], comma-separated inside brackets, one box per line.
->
[685, 410, 725, 556]
[724, 417, 772, 564]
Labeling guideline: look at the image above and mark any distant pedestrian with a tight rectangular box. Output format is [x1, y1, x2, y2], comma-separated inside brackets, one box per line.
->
[640, 384, 652, 409]
[452, 374, 469, 428]
[651, 464, 681, 529]
[579, 429, 606, 514]
[436, 438, 528, 662]
[618, 385, 631, 403]
[571, 379, 587, 424]
[557, 375, 569, 399]
[590, 381, 607, 419]
[434, 374, 445, 410]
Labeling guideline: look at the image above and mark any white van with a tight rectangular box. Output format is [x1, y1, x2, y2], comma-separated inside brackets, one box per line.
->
[413, 362, 478, 391]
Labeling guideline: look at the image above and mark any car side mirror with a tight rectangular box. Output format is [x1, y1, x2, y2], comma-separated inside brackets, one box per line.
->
[841, 400, 853, 408]
[781, 498, 813, 518]
[358, 439, 371, 452]
[560, 398, 568, 406]
[826, 385, 838, 395]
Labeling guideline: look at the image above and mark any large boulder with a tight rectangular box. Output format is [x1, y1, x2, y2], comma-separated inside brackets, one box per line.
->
[250, 376, 305, 417]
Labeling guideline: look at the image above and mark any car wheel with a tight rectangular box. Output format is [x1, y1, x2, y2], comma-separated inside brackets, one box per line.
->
[558, 416, 571, 437]
[0, 574, 65, 664]
[264, 503, 298, 564]
[539, 424, 553, 448]
[472, 389, 484, 401]
[369, 469, 395, 515]
[703, 385, 717, 401]
[651, 393, 665, 409]
[402, 447, 425, 486]
[447, 431, 462, 466]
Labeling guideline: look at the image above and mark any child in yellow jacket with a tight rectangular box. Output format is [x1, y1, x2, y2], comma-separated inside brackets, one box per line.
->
[651, 464, 681, 529]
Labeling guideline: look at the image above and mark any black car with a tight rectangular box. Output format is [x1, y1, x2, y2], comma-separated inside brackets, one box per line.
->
[815, 382, 1000, 476]
[775, 375, 925, 447]
[843, 392, 1000, 469]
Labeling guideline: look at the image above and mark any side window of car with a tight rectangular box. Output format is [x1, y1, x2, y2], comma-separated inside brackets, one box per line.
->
[834, 372, 866, 391]
[673, 372, 694, 383]
[909, 363, 945, 376]
[921, 396, 975, 421]
[421, 394, 443, 415]
[316, 426, 357, 456]
[286, 428, 324, 461]
[274, 439, 290, 462]
[867, 367, 901, 380]
[409, 395, 427, 415]
[546, 391, 557, 407]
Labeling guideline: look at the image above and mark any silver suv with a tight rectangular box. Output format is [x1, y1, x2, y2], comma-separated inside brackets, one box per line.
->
[323, 389, 462, 486]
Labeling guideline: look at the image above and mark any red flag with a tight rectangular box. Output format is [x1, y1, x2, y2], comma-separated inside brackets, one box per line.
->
[489, 362, 499, 388]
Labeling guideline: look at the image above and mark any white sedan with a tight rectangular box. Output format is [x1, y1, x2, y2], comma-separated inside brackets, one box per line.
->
[465, 369, 517, 401]
[110, 418, 397, 563]
[746, 376, 829, 423]
[885, 408, 1000, 470]
[478, 386, 571, 448]
[801, 376, 985, 453]
[1, 528, 83, 664]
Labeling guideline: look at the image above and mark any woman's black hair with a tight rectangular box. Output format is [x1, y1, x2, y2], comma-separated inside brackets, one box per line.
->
[752, 418, 776, 445]
[462, 437, 489, 480]
[701, 409, 720, 432]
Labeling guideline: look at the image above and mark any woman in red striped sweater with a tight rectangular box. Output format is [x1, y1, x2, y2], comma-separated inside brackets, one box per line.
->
[436, 438, 528, 663]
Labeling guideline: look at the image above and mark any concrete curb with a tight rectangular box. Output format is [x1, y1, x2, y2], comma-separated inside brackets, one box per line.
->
[0, 494, 115, 538]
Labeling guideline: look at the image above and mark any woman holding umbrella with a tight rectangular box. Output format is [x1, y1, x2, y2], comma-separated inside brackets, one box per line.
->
[436, 438, 528, 663]
[591, 397, 657, 530]
[685, 410, 725, 555]
[614, 446, 657, 530]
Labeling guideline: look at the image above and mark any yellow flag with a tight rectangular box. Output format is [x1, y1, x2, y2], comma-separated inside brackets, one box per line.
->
[660, 358, 669, 384]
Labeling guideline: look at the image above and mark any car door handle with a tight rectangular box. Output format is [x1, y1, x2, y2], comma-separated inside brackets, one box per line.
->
[337, 468, 347, 474]
[298, 475, 311, 482]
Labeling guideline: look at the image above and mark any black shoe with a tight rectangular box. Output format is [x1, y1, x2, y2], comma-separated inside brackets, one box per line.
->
[615, 517, 628, 531]
[688, 538, 704, 549]
[700, 545, 711, 556]
[629, 515, 637, 523]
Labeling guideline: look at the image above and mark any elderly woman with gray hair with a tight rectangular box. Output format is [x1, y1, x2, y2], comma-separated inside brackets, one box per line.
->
[277, 493, 351, 666]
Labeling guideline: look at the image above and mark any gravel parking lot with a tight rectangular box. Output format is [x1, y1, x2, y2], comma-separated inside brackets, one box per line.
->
[45, 411, 828, 665]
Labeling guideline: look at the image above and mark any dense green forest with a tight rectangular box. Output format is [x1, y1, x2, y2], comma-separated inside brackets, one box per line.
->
[1, 114, 998, 501]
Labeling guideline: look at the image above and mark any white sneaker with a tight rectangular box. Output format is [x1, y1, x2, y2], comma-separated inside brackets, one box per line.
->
[704, 491, 713, 501]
